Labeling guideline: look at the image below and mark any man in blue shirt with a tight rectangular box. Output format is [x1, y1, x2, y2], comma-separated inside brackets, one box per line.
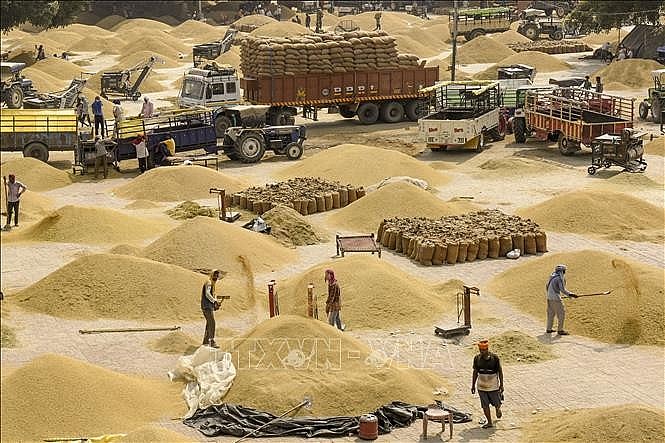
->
[91, 96, 105, 137]
[546, 264, 577, 335]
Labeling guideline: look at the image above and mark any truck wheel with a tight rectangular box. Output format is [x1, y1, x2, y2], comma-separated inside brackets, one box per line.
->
[6, 85, 23, 109]
[379, 101, 404, 123]
[23, 142, 49, 162]
[405, 100, 423, 122]
[466, 29, 485, 41]
[339, 106, 356, 118]
[357, 102, 379, 124]
[285, 142, 304, 160]
[521, 24, 539, 40]
[513, 118, 527, 143]
[214, 115, 232, 138]
[638, 101, 650, 120]
[558, 134, 579, 156]
[549, 30, 564, 41]
[237, 132, 265, 163]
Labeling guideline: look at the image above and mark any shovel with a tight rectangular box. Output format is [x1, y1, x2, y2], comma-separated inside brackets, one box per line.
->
[568, 290, 613, 298]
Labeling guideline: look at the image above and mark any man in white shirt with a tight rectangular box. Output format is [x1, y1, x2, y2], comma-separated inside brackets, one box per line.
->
[546, 264, 577, 335]
[94, 136, 108, 179]
[3, 174, 27, 228]
[140, 97, 154, 118]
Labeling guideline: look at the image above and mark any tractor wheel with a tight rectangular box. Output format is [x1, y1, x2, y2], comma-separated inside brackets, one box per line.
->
[405, 100, 423, 122]
[6, 85, 23, 109]
[652, 98, 663, 124]
[550, 30, 564, 41]
[339, 106, 356, 118]
[638, 101, 650, 120]
[236, 132, 266, 163]
[513, 118, 527, 143]
[214, 115, 232, 138]
[285, 142, 304, 160]
[521, 24, 539, 40]
[466, 29, 486, 41]
[23, 142, 49, 162]
[557, 134, 579, 156]
[379, 101, 404, 123]
[356, 102, 379, 124]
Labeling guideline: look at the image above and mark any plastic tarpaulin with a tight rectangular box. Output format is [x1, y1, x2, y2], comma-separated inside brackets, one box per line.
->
[168, 346, 236, 419]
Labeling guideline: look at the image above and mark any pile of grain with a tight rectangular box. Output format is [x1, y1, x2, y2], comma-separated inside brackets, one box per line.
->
[1, 323, 17, 348]
[166, 201, 217, 220]
[109, 244, 142, 256]
[475, 51, 570, 79]
[379, 210, 547, 266]
[119, 426, 191, 442]
[115, 50, 182, 69]
[125, 199, 161, 209]
[37, 29, 84, 47]
[113, 166, 246, 202]
[149, 331, 199, 355]
[96, 14, 127, 30]
[0, 157, 72, 191]
[20, 67, 67, 91]
[278, 144, 448, 187]
[508, 39, 591, 54]
[645, 137, 664, 156]
[477, 158, 562, 177]
[250, 21, 312, 38]
[328, 181, 478, 233]
[232, 14, 277, 27]
[392, 34, 440, 58]
[169, 19, 223, 39]
[233, 177, 365, 216]
[223, 314, 448, 416]
[67, 34, 128, 54]
[215, 45, 241, 68]
[13, 205, 167, 244]
[142, 216, 295, 275]
[516, 190, 664, 243]
[111, 18, 173, 33]
[345, 11, 424, 34]
[278, 256, 462, 329]
[582, 28, 623, 45]
[449, 36, 515, 64]
[118, 34, 189, 60]
[488, 250, 665, 345]
[15, 254, 208, 320]
[295, 10, 343, 29]
[490, 30, 531, 44]
[592, 59, 663, 90]
[24, 57, 84, 81]
[473, 331, 555, 364]
[0, 190, 53, 222]
[261, 205, 323, 246]
[240, 32, 420, 77]
[524, 405, 664, 442]
[0, 354, 182, 441]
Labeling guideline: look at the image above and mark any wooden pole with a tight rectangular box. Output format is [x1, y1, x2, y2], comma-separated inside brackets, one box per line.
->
[268, 280, 276, 318]
[79, 326, 180, 334]
[307, 283, 314, 317]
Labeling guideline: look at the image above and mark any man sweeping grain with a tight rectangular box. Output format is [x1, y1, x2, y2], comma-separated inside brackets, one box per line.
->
[325, 269, 345, 331]
[471, 340, 503, 429]
[546, 264, 577, 335]
[201, 269, 225, 348]
[3, 174, 26, 229]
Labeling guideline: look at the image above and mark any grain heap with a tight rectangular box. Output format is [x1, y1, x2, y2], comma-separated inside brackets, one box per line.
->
[149, 331, 199, 355]
[488, 250, 665, 345]
[240, 31, 420, 77]
[378, 210, 547, 266]
[592, 59, 663, 90]
[249, 21, 311, 38]
[1, 322, 17, 348]
[328, 181, 478, 233]
[125, 199, 161, 209]
[0, 190, 53, 222]
[0, 354, 182, 441]
[645, 137, 664, 156]
[0, 157, 72, 191]
[278, 256, 463, 329]
[223, 315, 448, 416]
[261, 205, 323, 246]
[473, 331, 555, 364]
[474, 51, 570, 79]
[166, 201, 217, 220]
[581, 28, 623, 45]
[490, 29, 531, 44]
[508, 39, 591, 54]
[516, 190, 664, 243]
[232, 177, 366, 216]
[448, 36, 515, 64]
[524, 405, 664, 442]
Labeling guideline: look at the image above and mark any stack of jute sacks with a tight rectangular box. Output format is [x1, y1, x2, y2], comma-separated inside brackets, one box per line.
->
[240, 31, 420, 76]
[232, 177, 366, 216]
[377, 210, 548, 266]
[508, 40, 591, 54]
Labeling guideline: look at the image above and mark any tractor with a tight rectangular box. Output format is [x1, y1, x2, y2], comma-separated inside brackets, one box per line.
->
[639, 69, 665, 124]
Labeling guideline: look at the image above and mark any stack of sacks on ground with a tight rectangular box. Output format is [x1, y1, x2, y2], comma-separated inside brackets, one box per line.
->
[232, 177, 365, 216]
[240, 31, 420, 76]
[378, 210, 547, 266]
[508, 39, 591, 54]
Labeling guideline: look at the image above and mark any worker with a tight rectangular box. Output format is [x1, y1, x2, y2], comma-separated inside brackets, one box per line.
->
[582, 75, 592, 90]
[132, 133, 149, 173]
[315, 9, 323, 33]
[292, 14, 301, 24]
[626, 47, 634, 59]
[76, 96, 91, 127]
[595, 76, 604, 93]
[305, 12, 311, 29]
[546, 264, 578, 335]
[374, 12, 382, 31]
[161, 133, 176, 156]
[201, 269, 225, 348]
[36, 44, 45, 60]
[325, 269, 345, 331]
[471, 340, 504, 429]
[112, 99, 124, 138]
[140, 96, 155, 118]
[3, 174, 27, 229]
[91, 96, 105, 137]
[93, 135, 108, 179]
[599, 41, 611, 63]
[616, 45, 627, 61]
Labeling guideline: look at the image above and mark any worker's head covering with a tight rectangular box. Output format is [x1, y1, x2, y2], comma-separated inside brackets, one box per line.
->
[210, 269, 221, 282]
[477, 340, 489, 351]
[324, 269, 336, 285]
[95, 135, 101, 140]
[113, 99, 120, 105]
[95, 96, 100, 101]
[8, 174, 15, 182]
[555, 264, 567, 274]
[144, 96, 149, 102]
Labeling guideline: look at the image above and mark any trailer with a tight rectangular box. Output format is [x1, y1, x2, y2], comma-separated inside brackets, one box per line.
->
[588, 129, 647, 175]
[450, 7, 516, 41]
[512, 88, 635, 155]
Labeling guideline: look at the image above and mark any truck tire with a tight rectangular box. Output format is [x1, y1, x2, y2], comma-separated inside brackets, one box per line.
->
[379, 101, 404, 123]
[466, 29, 486, 41]
[405, 100, 422, 122]
[339, 106, 356, 118]
[549, 30, 564, 41]
[23, 142, 49, 162]
[285, 142, 304, 160]
[6, 85, 23, 109]
[215, 115, 232, 138]
[638, 101, 650, 120]
[236, 132, 265, 163]
[513, 118, 527, 143]
[521, 24, 539, 40]
[558, 134, 579, 156]
[357, 102, 379, 124]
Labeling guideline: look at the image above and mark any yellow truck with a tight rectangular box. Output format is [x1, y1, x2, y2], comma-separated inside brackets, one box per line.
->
[0, 108, 78, 161]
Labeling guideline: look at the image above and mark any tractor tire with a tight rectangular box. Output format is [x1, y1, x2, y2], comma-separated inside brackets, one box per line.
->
[558, 134, 579, 156]
[23, 142, 49, 162]
[466, 29, 486, 41]
[550, 30, 564, 41]
[521, 24, 539, 40]
[214, 115, 233, 138]
[357, 102, 379, 124]
[405, 100, 422, 122]
[339, 106, 356, 118]
[513, 118, 527, 143]
[6, 85, 23, 109]
[652, 98, 663, 124]
[236, 132, 266, 163]
[638, 101, 650, 120]
[285, 142, 304, 160]
[379, 101, 404, 123]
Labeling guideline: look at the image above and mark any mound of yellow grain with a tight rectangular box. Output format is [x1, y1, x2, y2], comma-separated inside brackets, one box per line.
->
[111, 18, 174, 33]
[119, 425, 191, 442]
[169, 19, 224, 39]
[644, 137, 664, 156]
[232, 14, 277, 27]
[516, 190, 664, 242]
[149, 331, 199, 355]
[0, 157, 72, 191]
[475, 51, 570, 79]
[125, 199, 162, 209]
[582, 28, 623, 46]
[0, 190, 53, 222]
[451, 36, 515, 64]
[472, 331, 555, 364]
[490, 29, 532, 44]
[26, 57, 83, 80]
[487, 250, 665, 345]
[261, 205, 324, 246]
[343, 11, 423, 34]
[223, 315, 448, 416]
[477, 158, 564, 176]
[0, 354, 182, 441]
[593, 59, 663, 90]
[96, 14, 127, 30]
[250, 21, 312, 37]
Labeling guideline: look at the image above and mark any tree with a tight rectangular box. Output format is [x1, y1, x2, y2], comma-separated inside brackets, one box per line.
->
[1, 1, 88, 33]
[567, 0, 664, 33]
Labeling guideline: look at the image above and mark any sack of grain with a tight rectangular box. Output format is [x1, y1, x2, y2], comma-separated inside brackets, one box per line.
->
[457, 241, 468, 263]
[535, 231, 548, 252]
[315, 195, 326, 212]
[307, 199, 317, 215]
[331, 191, 341, 209]
[446, 242, 459, 264]
[512, 233, 524, 254]
[394, 231, 403, 252]
[477, 236, 489, 259]
[432, 243, 447, 265]
[467, 240, 479, 262]
[488, 236, 500, 258]
[524, 232, 537, 254]
[339, 188, 349, 206]
[419, 242, 435, 266]
[499, 236, 513, 257]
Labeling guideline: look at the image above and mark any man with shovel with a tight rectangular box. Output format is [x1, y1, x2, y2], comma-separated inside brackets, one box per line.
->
[546, 264, 577, 335]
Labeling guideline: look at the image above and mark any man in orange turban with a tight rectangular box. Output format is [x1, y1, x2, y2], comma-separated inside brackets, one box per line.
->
[471, 339, 504, 428]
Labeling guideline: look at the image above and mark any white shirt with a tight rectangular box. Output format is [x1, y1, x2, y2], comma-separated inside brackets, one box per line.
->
[113, 105, 124, 121]
[141, 101, 154, 118]
[135, 140, 148, 158]
[7, 181, 27, 202]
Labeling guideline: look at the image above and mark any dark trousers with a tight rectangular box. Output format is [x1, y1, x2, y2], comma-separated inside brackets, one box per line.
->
[6, 201, 19, 226]
[94, 115, 105, 137]
[138, 156, 148, 173]
[94, 155, 108, 179]
[202, 309, 216, 345]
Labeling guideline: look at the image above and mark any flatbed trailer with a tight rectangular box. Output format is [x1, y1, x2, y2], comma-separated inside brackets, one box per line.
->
[512, 88, 635, 155]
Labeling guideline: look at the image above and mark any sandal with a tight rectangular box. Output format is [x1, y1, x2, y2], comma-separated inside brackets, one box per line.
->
[481, 422, 494, 429]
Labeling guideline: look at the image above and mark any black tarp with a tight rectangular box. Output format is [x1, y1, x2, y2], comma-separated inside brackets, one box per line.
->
[184, 401, 473, 438]
[621, 24, 665, 60]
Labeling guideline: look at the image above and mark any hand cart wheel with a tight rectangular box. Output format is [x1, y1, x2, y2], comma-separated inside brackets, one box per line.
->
[587, 166, 597, 175]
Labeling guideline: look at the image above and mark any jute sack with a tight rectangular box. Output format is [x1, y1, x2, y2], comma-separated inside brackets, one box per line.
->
[339, 188, 349, 206]
[488, 236, 500, 258]
[432, 243, 447, 265]
[512, 233, 524, 254]
[446, 242, 459, 264]
[324, 194, 333, 211]
[348, 187, 358, 203]
[307, 199, 317, 214]
[395, 231, 403, 252]
[377, 220, 385, 240]
[419, 242, 435, 266]
[457, 241, 468, 263]
[477, 237, 489, 260]
[499, 236, 512, 257]
[401, 234, 411, 255]
[524, 232, 537, 254]
[388, 230, 397, 249]
[535, 231, 547, 252]
[381, 229, 391, 247]
[466, 240, 479, 262]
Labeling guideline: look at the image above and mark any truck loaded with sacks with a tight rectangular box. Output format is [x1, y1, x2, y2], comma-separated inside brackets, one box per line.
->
[180, 31, 439, 135]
